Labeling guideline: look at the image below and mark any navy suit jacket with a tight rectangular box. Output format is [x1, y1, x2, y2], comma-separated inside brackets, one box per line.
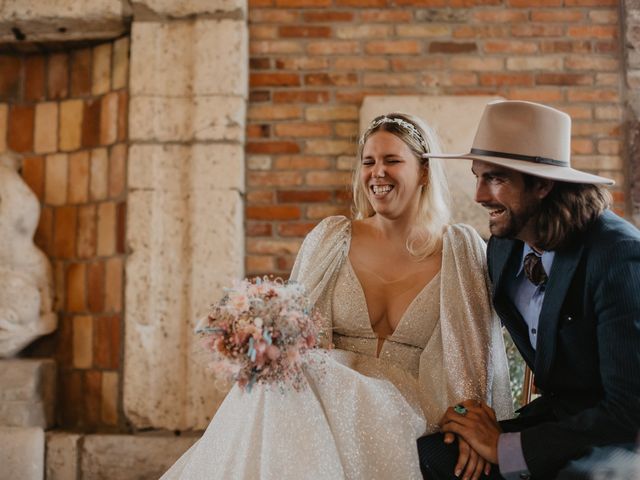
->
[487, 210, 640, 478]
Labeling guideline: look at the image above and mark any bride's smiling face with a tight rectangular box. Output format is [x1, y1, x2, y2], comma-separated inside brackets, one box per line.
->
[360, 131, 426, 220]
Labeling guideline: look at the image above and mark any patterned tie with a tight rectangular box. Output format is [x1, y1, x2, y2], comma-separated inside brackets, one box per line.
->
[524, 252, 548, 286]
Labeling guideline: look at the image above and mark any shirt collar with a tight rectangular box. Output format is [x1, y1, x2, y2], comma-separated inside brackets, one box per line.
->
[515, 243, 556, 279]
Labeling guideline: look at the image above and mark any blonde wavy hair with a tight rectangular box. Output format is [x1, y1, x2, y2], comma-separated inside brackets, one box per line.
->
[353, 113, 450, 259]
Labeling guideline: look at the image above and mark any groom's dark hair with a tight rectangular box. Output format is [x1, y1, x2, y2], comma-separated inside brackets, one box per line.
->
[524, 176, 612, 251]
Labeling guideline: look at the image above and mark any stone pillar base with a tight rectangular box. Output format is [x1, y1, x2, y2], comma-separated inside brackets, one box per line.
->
[0, 427, 45, 480]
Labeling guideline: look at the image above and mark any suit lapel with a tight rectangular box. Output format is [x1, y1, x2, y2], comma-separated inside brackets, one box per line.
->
[534, 243, 585, 387]
[491, 241, 536, 368]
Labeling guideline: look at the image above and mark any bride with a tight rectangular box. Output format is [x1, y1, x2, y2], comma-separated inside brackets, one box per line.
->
[161, 113, 513, 479]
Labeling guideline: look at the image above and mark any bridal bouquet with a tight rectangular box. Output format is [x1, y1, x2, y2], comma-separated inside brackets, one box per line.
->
[197, 277, 322, 392]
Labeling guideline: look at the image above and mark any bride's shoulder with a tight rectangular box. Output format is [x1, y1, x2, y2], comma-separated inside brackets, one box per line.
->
[443, 223, 487, 258]
[307, 215, 350, 238]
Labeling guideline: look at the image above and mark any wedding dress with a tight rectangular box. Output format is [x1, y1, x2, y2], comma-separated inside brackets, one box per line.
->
[161, 216, 513, 480]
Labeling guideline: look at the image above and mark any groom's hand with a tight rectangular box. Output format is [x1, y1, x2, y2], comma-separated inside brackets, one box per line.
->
[441, 400, 501, 465]
[445, 435, 491, 480]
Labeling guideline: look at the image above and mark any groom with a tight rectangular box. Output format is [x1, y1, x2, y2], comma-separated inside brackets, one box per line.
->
[418, 100, 640, 479]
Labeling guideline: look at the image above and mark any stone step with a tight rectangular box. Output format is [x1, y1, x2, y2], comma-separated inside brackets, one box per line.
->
[0, 427, 45, 480]
[0, 358, 56, 428]
[46, 432, 199, 480]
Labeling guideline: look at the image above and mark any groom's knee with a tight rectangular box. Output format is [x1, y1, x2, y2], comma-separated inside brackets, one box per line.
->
[417, 433, 459, 479]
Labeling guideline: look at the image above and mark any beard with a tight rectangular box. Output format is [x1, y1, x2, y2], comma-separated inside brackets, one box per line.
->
[488, 201, 541, 239]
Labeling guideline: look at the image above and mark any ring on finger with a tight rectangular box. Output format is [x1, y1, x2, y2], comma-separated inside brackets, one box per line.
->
[454, 404, 468, 416]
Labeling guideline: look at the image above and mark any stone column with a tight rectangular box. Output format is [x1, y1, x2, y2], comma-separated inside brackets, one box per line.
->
[124, 1, 247, 430]
[623, 1, 640, 227]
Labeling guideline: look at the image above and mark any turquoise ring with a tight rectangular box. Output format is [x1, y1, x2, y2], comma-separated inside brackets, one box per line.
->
[454, 404, 468, 416]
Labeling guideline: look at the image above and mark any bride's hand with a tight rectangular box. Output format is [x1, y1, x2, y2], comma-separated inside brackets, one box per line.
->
[444, 434, 491, 480]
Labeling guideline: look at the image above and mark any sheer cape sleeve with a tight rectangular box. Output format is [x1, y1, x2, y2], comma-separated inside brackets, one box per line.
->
[418, 224, 514, 432]
[289, 216, 351, 346]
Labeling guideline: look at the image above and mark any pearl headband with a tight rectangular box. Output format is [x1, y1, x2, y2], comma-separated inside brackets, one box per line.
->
[360, 116, 429, 152]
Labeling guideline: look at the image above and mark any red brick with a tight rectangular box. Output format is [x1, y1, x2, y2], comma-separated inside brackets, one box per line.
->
[275, 57, 329, 70]
[249, 104, 302, 120]
[247, 205, 301, 220]
[276, 256, 295, 273]
[247, 124, 270, 139]
[54, 206, 77, 258]
[94, 315, 120, 369]
[70, 48, 92, 97]
[449, 0, 501, 5]
[303, 11, 354, 22]
[246, 256, 276, 273]
[248, 171, 304, 187]
[483, 41, 538, 54]
[8, 105, 35, 152]
[365, 41, 420, 55]
[359, 10, 412, 22]
[337, 0, 387, 5]
[306, 204, 350, 219]
[531, 10, 584, 22]
[246, 238, 302, 255]
[0, 56, 21, 98]
[304, 73, 358, 86]
[66, 263, 86, 312]
[567, 25, 618, 39]
[24, 56, 46, 101]
[479, 73, 534, 87]
[307, 41, 359, 55]
[251, 40, 303, 55]
[274, 156, 332, 170]
[250, 91, 271, 102]
[250, 58, 271, 69]
[536, 73, 593, 86]
[391, 57, 446, 71]
[84, 370, 102, 427]
[247, 222, 273, 236]
[453, 25, 509, 38]
[60, 371, 83, 426]
[250, 73, 301, 87]
[276, 0, 331, 6]
[273, 91, 330, 103]
[473, 10, 528, 22]
[277, 190, 332, 202]
[565, 56, 618, 71]
[594, 41, 619, 54]
[250, 0, 274, 7]
[508, 0, 561, 5]
[394, 0, 444, 4]
[247, 141, 300, 154]
[508, 89, 564, 102]
[572, 139, 594, 155]
[512, 24, 564, 37]
[116, 202, 126, 254]
[335, 91, 377, 104]
[87, 262, 105, 313]
[22, 155, 45, 200]
[428, 42, 477, 54]
[249, 10, 300, 23]
[279, 26, 331, 37]
[77, 205, 97, 258]
[82, 98, 102, 148]
[564, 0, 616, 5]
[567, 89, 619, 102]
[47, 53, 69, 100]
[117, 91, 128, 142]
[275, 122, 332, 137]
[305, 171, 351, 186]
[364, 73, 418, 87]
[540, 40, 591, 54]
[278, 222, 317, 236]
[333, 57, 389, 71]
[336, 190, 352, 203]
[247, 190, 275, 204]
[572, 121, 619, 136]
[251, 25, 278, 39]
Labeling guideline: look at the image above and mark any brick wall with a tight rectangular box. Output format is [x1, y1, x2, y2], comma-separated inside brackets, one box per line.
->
[246, 0, 626, 278]
[0, 38, 129, 430]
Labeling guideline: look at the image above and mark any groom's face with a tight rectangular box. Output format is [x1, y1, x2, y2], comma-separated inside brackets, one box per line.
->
[471, 160, 542, 242]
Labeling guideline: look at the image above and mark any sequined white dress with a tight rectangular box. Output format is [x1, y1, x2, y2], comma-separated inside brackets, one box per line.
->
[161, 216, 513, 480]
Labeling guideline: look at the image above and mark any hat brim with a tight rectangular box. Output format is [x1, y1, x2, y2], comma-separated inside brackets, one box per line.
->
[423, 152, 615, 185]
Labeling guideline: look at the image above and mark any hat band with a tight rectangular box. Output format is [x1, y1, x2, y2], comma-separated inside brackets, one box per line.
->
[470, 148, 568, 167]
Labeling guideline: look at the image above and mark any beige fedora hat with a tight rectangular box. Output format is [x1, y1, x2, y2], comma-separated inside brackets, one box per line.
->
[423, 100, 614, 185]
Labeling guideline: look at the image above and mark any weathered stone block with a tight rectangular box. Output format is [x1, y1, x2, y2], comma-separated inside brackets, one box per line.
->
[0, 427, 44, 480]
[0, 358, 56, 428]
[125, 144, 243, 429]
[80, 434, 199, 480]
[361, 95, 503, 239]
[129, 95, 245, 143]
[130, 19, 247, 97]
[46, 431, 81, 480]
[133, 0, 246, 17]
